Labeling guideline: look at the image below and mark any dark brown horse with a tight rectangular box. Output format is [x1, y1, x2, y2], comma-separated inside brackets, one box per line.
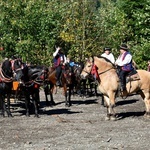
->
[44, 64, 73, 107]
[81, 56, 150, 120]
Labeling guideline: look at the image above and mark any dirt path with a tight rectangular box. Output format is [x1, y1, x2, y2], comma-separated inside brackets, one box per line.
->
[0, 89, 150, 150]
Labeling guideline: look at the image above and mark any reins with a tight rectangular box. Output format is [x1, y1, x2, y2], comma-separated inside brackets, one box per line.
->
[98, 67, 116, 75]
[0, 65, 14, 83]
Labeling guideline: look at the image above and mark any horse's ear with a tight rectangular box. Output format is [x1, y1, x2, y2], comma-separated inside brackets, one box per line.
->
[89, 56, 94, 63]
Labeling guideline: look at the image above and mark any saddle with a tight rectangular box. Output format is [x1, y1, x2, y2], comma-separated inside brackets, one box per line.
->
[126, 69, 140, 83]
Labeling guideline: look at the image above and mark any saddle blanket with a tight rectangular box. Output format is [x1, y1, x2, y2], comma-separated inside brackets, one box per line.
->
[126, 70, 140, 82]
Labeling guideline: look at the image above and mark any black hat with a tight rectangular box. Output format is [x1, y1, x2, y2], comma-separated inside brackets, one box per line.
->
[120, 43, 128, 51]
[104, 47, 111, 51]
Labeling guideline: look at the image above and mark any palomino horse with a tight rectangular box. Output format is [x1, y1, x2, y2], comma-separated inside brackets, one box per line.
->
[80, 56, 150, 120]
[45, 64, 73, 107]
[0, 58, 23, 117]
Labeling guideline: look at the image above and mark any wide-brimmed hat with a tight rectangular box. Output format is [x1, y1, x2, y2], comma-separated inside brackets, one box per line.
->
[120, 43, 128, 51]
[104, 47, 111, 51]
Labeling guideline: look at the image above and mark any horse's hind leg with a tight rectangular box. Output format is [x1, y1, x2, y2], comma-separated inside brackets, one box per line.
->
[144, 98, 150, 117]
[139, 90, 150, 118]
[143, 93, 150, 118]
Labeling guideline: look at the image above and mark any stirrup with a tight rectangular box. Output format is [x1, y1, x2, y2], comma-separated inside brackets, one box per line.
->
[56, 81, 61, 86]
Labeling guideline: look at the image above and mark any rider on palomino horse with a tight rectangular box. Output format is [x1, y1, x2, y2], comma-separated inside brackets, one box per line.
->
[115, 44, 134, 92]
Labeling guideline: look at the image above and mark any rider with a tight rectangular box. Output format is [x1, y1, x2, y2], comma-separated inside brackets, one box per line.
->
[147, 60, 150, 72]
[66, 56, 78, 67]
[53, 46, 67, 86]
[101, 47, 115, 64]
[115, 43, 134, 92]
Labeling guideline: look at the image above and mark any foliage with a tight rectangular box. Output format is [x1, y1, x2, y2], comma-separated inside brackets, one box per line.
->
[0, 0, 149, 69]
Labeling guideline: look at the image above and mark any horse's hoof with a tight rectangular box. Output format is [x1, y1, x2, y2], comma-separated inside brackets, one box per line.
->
[8, 113, 13, 117]
[65, 104, 70, 107]
[105, 116, 110, 121]
[110, 116, 117, 121]
[144, 112, 150, 118]
[34, 115, 40, 118]
[26, 114, 30, 117]
[52, 101, 56, 105]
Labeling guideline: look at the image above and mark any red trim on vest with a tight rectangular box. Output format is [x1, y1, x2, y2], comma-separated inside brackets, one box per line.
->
[122, 52, 128, 61]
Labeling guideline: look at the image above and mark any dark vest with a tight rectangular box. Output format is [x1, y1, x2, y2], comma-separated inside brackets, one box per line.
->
[121, 52, 134, 72]
[53, 54, 64, 67]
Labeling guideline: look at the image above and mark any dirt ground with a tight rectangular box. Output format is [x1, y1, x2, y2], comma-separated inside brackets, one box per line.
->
[0, 88, 150, 150]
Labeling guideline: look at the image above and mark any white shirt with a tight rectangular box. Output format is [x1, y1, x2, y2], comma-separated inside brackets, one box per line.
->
[115, 52, 132, 66]
[101, 53, 115, 64]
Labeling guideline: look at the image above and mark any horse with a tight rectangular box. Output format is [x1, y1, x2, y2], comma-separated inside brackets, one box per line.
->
[72, 62, 98, 97]
[80, 56, 150, 120]
[0, 58, 23, 117]
[19, 65, 48, 117]
[44, 64, 73, 107]
[70, 62, 86, 96]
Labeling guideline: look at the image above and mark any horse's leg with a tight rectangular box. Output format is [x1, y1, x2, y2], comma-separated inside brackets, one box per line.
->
[49, 85, 57, 106]
[33, 89, 40, 117]
[44, 84, 50, 106]
[64, 85, 69, 107]
[0, 96, 5, 117]
[103, 95, 116, 121]
[6, 93, 13, 117]
[67, 85, 72, 106]
[24, 91, 30, 117]
[141, 90, 150, 118]
[101, 94, 105, 106]
[95, 84, 98, 97]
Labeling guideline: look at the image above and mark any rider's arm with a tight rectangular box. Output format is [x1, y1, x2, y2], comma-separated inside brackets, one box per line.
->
[116, 54, 132, 66]
[53, 47, 60, 57]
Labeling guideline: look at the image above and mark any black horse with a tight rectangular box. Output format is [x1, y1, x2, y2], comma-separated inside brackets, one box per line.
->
[72, 62, 98, 97]
[19, 65, 48, 117]
[0, 58, 23, 117]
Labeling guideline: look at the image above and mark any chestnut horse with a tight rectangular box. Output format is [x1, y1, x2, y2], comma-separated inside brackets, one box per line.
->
[45, 65, 73, 107]
[80, 56, 150, 120]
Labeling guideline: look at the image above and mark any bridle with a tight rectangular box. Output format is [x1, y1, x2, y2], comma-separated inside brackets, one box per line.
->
[82, 60, 115, 76]
[23, 67, 48, 87]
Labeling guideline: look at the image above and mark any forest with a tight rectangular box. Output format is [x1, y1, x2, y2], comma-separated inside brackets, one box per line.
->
[0, 0, 149, 69]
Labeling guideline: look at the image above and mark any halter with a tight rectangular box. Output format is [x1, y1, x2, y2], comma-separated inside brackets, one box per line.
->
[82, 60, 93, 76]
[10, 58, 23, 73]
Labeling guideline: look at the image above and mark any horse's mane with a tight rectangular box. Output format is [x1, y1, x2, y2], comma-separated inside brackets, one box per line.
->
[96, 56, 116, 68]
[1, 59, 13, 76]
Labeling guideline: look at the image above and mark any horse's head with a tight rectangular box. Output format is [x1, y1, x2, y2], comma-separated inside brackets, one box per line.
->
[11, 58, 24, 81]
[1, 59, 13, 79]
[63, 65, 74, 85]
[80, 57, 94, 79]
[27, 65, 48, 84]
